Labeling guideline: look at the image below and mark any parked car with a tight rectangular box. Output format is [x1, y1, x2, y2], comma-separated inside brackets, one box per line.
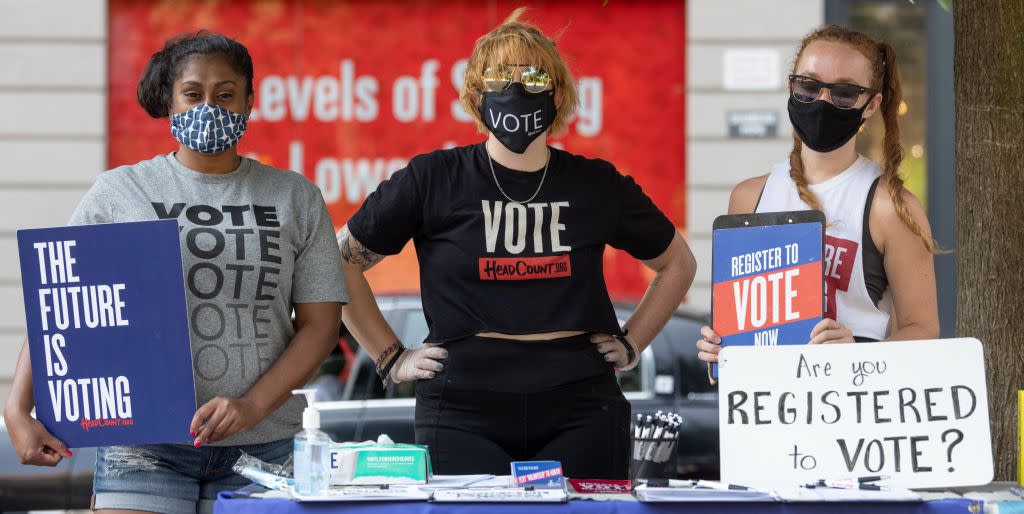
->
[0, 295, 717, 510]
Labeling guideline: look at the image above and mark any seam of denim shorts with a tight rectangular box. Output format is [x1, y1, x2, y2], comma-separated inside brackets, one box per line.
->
[93, 491, 196, 514]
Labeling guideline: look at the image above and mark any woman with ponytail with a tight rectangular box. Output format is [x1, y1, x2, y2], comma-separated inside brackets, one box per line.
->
[697, 25, 938, 362]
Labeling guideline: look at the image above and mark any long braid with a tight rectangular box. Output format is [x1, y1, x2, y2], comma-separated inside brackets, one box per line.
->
[788, 135, 826, 213]
[876, 42, 935, 252]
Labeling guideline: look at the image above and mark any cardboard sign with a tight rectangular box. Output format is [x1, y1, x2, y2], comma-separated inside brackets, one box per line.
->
[718, 339, 993, 489]
[712, 213, 824, 377]
[17, 220, 195, 447]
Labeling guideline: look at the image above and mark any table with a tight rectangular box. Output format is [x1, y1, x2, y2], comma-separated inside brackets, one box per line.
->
[214, 495, 979, 514]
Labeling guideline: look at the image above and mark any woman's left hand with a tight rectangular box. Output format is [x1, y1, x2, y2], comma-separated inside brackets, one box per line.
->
[809, 318, 855, 344]
[590, 333, 639, 371]
[190, 397, 263, 447]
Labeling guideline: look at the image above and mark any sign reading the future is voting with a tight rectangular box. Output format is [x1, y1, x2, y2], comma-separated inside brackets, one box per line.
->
[17, 220, 195, 447]
[718, 339, 993, 489]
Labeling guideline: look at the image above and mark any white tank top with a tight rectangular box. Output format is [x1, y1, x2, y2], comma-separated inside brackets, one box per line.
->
[755, 155, 892, 341]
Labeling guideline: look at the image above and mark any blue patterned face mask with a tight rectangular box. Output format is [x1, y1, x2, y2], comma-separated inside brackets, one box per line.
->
[169, 103, 248, 154]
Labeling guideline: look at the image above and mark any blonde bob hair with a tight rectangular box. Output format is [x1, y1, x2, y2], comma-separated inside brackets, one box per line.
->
[459, 7, 579, 137]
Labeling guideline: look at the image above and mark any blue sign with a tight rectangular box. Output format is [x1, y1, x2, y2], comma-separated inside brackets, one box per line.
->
[512, 461, 565, 489]
[17, 220, 195, 447]
[712, 220, 824, 378]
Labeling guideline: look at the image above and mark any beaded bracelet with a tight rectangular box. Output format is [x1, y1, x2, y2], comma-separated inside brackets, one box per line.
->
[374, 340, 400, 369]
[375, 340, 402, 377]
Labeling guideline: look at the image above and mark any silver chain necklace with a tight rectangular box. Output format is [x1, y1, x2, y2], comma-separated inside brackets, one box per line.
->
[487, 147, 549, 204]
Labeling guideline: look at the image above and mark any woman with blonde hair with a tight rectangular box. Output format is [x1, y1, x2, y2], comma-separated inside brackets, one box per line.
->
[337, 9, 695, 478]
[697, 25, 939, 363]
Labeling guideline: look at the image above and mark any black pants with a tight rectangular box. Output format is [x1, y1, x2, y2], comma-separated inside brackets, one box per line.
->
[414, 334, 631, 479]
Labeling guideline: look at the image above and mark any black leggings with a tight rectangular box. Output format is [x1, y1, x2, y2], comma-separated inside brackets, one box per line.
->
[414, 334, 631, 479]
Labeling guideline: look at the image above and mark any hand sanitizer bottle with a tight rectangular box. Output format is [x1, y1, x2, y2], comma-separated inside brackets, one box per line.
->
[292, 389, 331, 496]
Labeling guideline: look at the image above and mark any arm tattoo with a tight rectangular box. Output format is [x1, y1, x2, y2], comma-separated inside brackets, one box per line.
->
[650, 273, 663, 288]
[338, 225, 385, 271]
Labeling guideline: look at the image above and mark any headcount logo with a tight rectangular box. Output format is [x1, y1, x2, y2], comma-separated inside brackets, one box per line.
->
[478, 200, 573, 281]
[31, 240, 134, 430]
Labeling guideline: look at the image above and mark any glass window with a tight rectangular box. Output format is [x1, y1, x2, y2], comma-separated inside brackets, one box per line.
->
[850, 3, 929, 205]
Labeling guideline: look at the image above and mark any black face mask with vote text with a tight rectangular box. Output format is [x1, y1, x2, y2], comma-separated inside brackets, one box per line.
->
[480, 83, 556, 154]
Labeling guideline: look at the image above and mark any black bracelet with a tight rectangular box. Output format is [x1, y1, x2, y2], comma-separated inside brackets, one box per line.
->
[614, 329, 637, 367]
[378, 345, 405, 385]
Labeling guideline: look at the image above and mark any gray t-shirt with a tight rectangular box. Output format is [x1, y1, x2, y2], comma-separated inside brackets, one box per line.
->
[69, 153, 348, 446]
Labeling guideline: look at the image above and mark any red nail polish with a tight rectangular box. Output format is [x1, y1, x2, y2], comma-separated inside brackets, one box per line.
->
[194, 441, 201, 448]
[190, 432, 196, 437]
[66, 450, 73, 457]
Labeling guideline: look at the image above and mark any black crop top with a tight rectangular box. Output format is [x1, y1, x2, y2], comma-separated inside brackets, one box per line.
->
[347, 143, 676, 342]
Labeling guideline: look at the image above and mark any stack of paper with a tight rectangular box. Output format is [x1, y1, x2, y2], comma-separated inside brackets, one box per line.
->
[418, 475, 497, 490]
[431, 487, 568, 503]
[634, 482, 775, 503]
[292, 485, 430, 502]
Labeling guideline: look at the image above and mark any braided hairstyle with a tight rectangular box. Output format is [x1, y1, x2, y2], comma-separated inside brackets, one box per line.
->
[789, 25, 934, 252]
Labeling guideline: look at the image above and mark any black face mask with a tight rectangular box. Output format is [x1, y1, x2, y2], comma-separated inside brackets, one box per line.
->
[787, 96, 867, 153]
[480, 83, 556, 154]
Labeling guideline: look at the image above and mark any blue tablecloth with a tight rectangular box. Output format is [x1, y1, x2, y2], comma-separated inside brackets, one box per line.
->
[214, 494, 979, 514]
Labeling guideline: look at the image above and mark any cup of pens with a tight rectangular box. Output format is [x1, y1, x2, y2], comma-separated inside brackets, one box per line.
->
[630, 411, 681, 482]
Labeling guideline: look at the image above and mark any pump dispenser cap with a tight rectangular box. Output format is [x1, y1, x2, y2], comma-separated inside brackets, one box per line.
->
[292, 389, 320, 429]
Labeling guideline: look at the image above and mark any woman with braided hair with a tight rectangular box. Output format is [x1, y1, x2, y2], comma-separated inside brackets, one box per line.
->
[697, 25, 938, 362]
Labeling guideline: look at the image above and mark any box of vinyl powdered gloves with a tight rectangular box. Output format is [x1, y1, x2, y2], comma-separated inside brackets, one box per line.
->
[329, 442, 431, 485]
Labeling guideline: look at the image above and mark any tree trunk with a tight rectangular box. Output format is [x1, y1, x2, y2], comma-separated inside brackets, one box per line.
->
[955, 0, 1024, 482]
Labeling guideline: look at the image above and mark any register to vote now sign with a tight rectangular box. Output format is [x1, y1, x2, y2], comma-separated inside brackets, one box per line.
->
[718, 339, 993, 489]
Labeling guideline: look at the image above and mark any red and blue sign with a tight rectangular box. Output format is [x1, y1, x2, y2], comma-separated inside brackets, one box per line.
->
[512, 460, 565, 489]
[712, 221, 824, 377]
[17, 220, 196, 447]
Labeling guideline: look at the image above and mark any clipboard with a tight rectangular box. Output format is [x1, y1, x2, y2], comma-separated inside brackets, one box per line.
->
[709, 210, 825, 381]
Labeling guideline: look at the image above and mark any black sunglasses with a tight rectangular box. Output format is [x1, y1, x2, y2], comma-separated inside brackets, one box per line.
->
[789, 74, 877, 110]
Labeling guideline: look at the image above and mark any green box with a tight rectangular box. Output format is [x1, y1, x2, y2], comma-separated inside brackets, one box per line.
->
[330, 443, 431, 485]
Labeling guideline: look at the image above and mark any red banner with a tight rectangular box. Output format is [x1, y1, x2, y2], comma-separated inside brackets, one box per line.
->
[108, 0, 686, 300]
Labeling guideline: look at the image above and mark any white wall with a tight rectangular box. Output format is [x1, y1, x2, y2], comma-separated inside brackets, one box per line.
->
[685, 0, 823, 311]
[0, 0, 107, 412]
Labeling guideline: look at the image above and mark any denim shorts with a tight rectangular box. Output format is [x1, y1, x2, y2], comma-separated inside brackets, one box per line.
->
[92, 437, 292, 514]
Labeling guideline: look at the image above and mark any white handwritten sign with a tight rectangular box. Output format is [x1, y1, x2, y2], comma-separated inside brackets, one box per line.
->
[718, 339, 992, 489]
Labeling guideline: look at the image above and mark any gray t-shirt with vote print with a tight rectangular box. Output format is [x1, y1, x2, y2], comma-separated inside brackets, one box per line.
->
[68, 153, 348, 446]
